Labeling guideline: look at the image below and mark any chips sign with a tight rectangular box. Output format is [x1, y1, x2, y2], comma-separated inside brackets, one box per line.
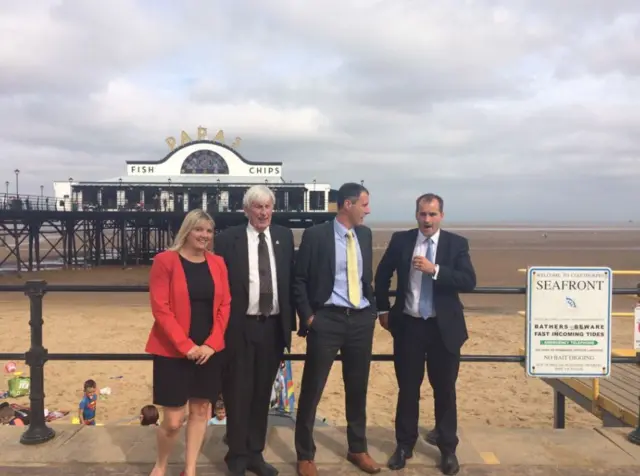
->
[525, 266, 612, 378]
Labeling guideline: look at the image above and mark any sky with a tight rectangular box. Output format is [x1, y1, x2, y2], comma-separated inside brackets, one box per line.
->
[1, 0, 639, 223]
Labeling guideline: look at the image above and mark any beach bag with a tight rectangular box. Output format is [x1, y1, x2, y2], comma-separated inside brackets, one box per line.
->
[11, 405, 30, 425]
[8, 375, 30, 398]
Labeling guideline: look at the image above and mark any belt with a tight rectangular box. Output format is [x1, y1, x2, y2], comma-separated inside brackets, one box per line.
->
[322, 305, 369, 316]
[246, 314, 278, 322]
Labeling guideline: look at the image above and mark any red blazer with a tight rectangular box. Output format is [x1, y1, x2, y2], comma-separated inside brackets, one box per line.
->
[145, 250, 231, 358]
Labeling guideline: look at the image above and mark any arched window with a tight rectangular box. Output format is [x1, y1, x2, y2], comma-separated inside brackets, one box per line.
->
[180, 150, 230, 174]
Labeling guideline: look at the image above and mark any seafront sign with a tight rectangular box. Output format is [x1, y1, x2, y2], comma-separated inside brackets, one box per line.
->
[525, 266, 612, 378]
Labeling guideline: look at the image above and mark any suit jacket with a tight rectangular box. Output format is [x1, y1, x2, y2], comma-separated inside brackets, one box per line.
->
[145, 250, 231, 358]
[213, 223, 296, 351]
[294, 220, 376, 334]
[374, 228, 476, 353]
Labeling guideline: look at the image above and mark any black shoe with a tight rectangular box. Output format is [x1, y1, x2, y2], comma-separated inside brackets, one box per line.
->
[246, 460, 278, 476]
[225, 459, 247, 476]
[440, 453, 459, 475]
[425, 427, 439, 446]
[387, 446, 412, 470]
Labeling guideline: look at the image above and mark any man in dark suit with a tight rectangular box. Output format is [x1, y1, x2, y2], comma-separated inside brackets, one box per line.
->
[293, 182, 381, 476]
[214, 184, 296, 476]
[374, 193, 476, 476]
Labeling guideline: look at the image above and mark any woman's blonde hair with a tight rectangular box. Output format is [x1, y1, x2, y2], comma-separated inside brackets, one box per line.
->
[168, 209, 215, 252]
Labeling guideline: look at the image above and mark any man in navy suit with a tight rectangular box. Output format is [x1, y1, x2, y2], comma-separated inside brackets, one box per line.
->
[374, 193, 476, 475]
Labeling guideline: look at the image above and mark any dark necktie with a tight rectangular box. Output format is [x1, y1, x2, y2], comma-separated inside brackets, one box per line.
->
[258, 232, 273, 316]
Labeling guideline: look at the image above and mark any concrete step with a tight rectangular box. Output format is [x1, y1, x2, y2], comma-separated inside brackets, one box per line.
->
[1, 463, 640, 476]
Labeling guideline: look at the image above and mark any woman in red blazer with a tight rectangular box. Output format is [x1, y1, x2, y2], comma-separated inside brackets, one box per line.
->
[145, 209, 230, 476]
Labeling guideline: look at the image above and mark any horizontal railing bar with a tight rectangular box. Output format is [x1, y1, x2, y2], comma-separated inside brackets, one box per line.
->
[0, 285, 28, 292]
[517, 268, 640, 276]
[0, 353, 636, 364]
[518, 310, 636, 317]
[0, 285, 526, 294]
[1, 285, 640, 295]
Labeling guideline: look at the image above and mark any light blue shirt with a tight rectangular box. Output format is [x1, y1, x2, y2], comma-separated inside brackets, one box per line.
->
[325, 219, 370, 309]
[208, 417, 226, 426]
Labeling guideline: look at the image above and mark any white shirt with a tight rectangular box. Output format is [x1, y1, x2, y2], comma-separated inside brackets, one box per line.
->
[404, 228, 440, 318]
[246, 224, 280, 315]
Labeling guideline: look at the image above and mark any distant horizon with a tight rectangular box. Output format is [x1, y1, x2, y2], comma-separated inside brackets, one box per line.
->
[365, 219, 638, 226]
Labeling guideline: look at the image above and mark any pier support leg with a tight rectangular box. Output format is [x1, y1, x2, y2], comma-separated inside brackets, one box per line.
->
[20, 280, 56, 445]
[629, 395, 640, 445]
[553, 390, 565, 429]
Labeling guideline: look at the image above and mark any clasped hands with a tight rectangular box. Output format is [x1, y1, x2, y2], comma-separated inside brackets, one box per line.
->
[186, 344, 215, 365]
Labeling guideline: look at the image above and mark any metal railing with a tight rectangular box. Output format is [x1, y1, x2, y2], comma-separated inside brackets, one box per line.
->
[0, 280, 638, 446]
[1, 194, 56, 211]
[0, 194, 331, 214]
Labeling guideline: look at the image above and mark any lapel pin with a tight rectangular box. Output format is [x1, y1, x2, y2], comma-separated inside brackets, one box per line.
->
[275, 240, 280, 245]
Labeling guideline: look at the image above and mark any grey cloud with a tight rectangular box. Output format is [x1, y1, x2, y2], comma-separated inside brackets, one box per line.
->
[332, 60, 521, 115]
[1, 0, 640, 221]
[0, 0, 188, 94]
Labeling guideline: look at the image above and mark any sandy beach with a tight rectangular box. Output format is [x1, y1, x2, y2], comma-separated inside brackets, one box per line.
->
[1, 225, 639, 429]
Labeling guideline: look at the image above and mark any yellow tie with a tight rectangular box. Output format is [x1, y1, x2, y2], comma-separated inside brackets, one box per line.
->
[346, 230, 361, 307]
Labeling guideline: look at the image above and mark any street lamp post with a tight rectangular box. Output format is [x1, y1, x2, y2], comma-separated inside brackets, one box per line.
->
[166, 178, 172, 211]
[312, 179, 316, 211]
[14, 169, 19, 197]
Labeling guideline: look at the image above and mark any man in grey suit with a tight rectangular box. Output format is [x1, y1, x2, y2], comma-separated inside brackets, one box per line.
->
[293, 182, 382, 476]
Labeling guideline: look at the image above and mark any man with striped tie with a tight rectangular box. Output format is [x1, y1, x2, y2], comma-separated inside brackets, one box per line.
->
[293, 182, 381, 476]
[374, 193, 476, 475]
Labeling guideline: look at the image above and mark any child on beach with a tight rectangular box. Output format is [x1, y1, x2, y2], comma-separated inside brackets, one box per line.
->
[78, 379, 98, 425]
[139, 404, 159, 426]
[208, 399, 226, 426]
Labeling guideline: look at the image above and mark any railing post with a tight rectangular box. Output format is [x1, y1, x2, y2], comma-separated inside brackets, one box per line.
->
[633, 283, 640, 445]
[20, 279, 56, 445]
[553, 390, 566, 429]
[629, 395, 640, 445]
[629, 350, 640, 445]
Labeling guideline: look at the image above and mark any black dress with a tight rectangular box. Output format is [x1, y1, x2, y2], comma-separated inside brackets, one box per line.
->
[152, 255, 223, 407]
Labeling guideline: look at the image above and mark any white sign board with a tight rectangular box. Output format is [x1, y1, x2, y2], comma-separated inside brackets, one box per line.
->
[634, 305, 640, 351]
[525, 266, 612, 378]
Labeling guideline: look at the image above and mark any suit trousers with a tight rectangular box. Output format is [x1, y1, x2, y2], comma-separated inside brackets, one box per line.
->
[294, 306, 376, 460]
[393, 315, 460, 455]
[222, 315, 283, 471]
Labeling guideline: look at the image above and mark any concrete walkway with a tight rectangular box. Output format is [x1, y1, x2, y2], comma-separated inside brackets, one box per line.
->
[1, 424, 639, 475]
